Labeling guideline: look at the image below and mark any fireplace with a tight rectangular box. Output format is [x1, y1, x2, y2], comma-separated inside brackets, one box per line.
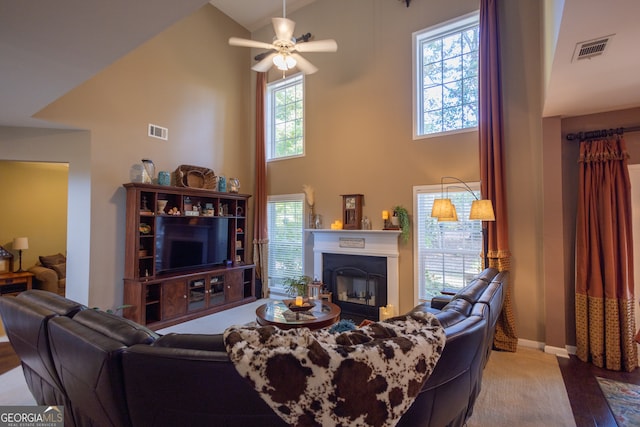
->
[322, 253, 387, 320]
[311, 229, 401, 320]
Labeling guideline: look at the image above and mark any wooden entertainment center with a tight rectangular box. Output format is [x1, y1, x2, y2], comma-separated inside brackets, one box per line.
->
[122, 182, 255, 329]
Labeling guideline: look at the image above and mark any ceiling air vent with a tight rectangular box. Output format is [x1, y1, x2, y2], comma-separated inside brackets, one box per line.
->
[148, 124, 168, 140]
[572, 35, 613, 62]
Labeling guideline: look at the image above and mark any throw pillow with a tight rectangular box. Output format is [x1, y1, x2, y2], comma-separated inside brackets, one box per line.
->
[40, 253, 66, 268]
[51, 263, 66, 279]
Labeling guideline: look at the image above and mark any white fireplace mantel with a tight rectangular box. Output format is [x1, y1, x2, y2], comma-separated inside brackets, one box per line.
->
[310, 229, 401, 315]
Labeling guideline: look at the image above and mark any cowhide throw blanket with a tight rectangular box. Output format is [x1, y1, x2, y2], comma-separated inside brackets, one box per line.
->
[224, 311, 445, 427]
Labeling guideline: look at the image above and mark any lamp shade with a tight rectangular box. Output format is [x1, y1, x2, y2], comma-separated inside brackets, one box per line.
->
[469, 200, 495, 221]
[431, 198, 454, 219]
[13, 237, 28, 250]
[438, 204, 459, 222]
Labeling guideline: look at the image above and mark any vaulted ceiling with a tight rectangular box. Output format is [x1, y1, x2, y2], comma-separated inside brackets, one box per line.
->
[1, 0, 638, 128]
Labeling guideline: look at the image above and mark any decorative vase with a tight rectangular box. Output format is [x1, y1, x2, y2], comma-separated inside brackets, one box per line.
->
[157, 171, 171, 186]
[308, 206, 316, 229]
[157, 200, 168, 214]
[141, 159, 155, 184]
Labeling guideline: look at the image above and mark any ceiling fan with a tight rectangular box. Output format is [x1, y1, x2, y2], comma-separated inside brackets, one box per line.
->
[228, 0, 337, 75]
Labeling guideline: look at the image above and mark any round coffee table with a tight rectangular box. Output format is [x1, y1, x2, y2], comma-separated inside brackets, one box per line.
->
[256, 300, 341, 330]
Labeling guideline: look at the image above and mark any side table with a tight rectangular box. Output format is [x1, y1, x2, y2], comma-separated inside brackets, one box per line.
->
[0, 271, 34, 296]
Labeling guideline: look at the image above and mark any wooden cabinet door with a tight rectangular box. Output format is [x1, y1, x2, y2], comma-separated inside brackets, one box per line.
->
[225, 270, 243, 303]
[162, 279, 187, 319]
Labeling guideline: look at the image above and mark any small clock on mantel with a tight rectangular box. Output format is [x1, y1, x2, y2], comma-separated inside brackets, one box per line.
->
[342, 194, 364, 230]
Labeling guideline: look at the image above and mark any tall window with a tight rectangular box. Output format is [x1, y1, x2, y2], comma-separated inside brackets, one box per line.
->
[414, 184, 483, 301]
[266, 74, 304, 161]
[413, 12, 479, 138]
[267, 194, 305, 293]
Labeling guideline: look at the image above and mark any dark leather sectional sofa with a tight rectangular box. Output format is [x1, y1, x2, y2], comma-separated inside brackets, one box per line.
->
[0, 268, 506, 427]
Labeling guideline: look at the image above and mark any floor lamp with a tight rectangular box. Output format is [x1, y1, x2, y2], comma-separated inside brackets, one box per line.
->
[13, 237, 28, 273]
[431, 177, 495, 268]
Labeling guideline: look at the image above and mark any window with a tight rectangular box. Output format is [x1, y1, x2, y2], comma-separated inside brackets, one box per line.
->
[266, 74, 304, 161]
[267, 194, 305, 293]
[414, 183, 483, 301]
[413, 12, 479, 138]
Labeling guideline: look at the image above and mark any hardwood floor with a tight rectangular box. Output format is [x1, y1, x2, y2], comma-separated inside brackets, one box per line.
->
[1, 338, 638, 426]
[0, 341, 20, 375]
[558, 353, 640, 427]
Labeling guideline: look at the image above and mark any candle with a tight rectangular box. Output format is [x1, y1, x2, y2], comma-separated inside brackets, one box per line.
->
[295, 296, 303, 306]
[382, 210, 389, 220]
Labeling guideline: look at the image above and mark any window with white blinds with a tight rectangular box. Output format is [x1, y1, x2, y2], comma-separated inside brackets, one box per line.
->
[267, 194, 305, 291]
[414, 183, 483, 301]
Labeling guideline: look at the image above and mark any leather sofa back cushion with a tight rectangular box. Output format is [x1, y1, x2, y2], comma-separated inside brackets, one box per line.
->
[73, 309, 159, 346]
[17, 289, 84, 317]
[154, 333, 226, 351]
[442, 298, 473, 316]
[452, 279, 489, 305]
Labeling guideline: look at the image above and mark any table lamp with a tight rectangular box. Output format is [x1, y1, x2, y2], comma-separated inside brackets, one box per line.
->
[13, 237, 28, 273]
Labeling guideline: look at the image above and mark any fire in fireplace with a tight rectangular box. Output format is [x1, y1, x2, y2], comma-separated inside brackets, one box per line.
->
[322, 253, 387, 320]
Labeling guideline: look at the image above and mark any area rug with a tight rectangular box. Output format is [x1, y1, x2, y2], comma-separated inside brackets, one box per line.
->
[596, 376, 640, 426]
[467, 347, 576, 427]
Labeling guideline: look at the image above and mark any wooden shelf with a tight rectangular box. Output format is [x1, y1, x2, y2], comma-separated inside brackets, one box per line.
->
[122, 182, 255, 328]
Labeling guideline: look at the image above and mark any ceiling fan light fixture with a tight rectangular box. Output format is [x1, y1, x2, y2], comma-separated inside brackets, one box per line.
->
[273, 53, 296, 70]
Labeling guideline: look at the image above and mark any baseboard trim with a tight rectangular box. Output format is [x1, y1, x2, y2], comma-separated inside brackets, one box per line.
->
[517, 338, 571, 358]
[544, 345, 570, 358]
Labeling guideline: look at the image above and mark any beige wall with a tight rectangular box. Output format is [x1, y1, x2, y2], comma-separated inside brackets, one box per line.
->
[1, 0, 590, 349]
[0, 161, 68, 269]
[28, 5, 252, 308]
[260, 1, 545, 342]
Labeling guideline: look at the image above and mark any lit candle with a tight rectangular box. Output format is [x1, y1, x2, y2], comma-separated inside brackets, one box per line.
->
[295, 296, 303, 306]
[382, 210, 389, 220]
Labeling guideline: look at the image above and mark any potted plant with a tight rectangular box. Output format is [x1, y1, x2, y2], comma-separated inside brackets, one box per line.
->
[392, 205, 410, 243]
[283, 275, 313, 297]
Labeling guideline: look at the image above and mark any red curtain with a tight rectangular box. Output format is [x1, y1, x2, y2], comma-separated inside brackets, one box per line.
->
[575, 137, 637, 371]
[253, 72, 269, 298]
[479, 0, 517, 351]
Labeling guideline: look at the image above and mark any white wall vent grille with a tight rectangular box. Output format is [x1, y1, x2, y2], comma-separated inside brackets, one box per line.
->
[572, 35, 613, 62]
[148, 124, 168, 140]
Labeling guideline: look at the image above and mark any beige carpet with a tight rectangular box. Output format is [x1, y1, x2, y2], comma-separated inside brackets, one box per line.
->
[468, 347, 576, 427]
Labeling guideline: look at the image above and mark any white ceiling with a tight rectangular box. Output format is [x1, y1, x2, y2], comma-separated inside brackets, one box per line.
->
[0, 0, 638, 129]
[209, 0, 316, 32]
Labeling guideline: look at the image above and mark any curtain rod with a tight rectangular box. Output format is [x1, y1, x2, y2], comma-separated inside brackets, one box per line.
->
[566, 125, 640, 141]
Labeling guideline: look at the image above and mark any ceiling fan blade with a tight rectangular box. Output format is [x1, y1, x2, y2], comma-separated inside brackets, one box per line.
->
[272, 17, 295, 41]
[295, 39, 338, 53]
[252, 52, 277, 72]
[229, 37, 274, 50]
[291, 53, 318, 75]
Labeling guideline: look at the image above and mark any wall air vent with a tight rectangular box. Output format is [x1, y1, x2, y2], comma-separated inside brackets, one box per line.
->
[572, 35, 613, 62]
[148, 124, 168, 140]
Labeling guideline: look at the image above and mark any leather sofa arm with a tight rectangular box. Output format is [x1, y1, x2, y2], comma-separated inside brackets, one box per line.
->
[431, 295, 453, 310]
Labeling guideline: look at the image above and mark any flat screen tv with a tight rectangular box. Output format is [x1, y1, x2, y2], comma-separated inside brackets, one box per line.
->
[155, 216, 230, 275]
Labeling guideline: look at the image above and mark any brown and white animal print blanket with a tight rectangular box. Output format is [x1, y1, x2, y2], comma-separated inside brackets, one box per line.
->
[224, 311, 445, 427]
